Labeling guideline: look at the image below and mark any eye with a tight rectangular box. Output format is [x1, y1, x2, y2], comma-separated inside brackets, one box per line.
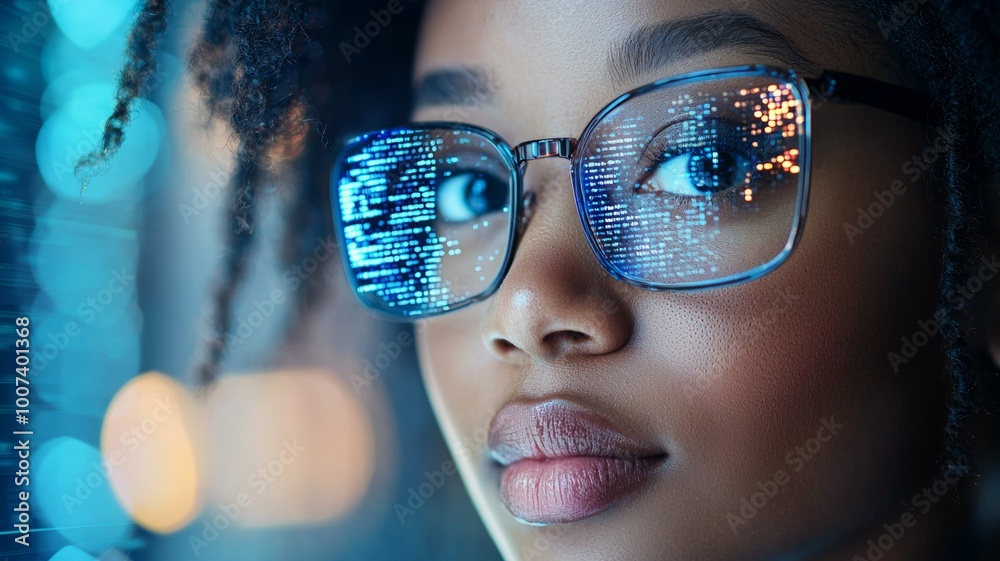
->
[634, 118, 776, 198]
[437, 171, 509, 223]
[643, 146, 755, 197]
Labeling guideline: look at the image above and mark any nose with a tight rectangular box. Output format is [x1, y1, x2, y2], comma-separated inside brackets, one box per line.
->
[482, 162, 633, 363]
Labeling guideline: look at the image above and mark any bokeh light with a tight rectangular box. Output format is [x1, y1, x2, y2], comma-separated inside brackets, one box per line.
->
[35, 85, 163, 203]
[101, 371, 205, 534]
[35, 437, 132, 553]
[29, 296, 141, 416]
[202, 370, 376, 527]
[48, 545, 99, 561]
[29, 211, 139, 317]
[47, 0, 140, 50]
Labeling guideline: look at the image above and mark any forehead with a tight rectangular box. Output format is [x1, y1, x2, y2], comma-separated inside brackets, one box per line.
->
[412, 0, 895, 140]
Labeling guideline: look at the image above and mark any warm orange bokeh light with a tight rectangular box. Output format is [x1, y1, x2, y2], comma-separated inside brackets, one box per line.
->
[101, 371, 204, 533]
[201, 369, 375, 527]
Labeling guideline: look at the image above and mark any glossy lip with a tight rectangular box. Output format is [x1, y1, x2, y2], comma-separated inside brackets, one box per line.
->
[488, 399, 667, 525]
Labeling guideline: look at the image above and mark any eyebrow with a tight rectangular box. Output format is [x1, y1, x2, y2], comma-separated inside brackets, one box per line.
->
[412, 11, 819, 111]
[413, 67, 494, 111]
[607, 11, 819, 87]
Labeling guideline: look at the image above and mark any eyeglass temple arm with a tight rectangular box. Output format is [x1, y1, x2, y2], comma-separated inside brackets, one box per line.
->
[805, 70, 935, 124]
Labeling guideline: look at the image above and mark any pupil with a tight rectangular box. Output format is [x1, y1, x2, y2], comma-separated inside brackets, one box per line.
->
[687, 147, 738, 193]
[465, 174, 505, 214]
[467, 177, 489, 213]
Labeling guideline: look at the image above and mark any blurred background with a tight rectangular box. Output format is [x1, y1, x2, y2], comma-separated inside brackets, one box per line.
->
[2, 1, 1000, 560]
[0, 0, 503, 559]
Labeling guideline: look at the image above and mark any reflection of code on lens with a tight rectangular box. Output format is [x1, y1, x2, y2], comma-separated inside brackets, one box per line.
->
[577, 71, 807, 288]
[336, 127, 514, 316]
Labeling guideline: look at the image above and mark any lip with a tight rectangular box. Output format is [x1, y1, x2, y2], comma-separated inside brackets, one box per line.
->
[488, 398, 666, 524]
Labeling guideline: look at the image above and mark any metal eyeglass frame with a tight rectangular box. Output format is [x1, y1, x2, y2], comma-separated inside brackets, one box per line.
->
[331, 65, 934, 319]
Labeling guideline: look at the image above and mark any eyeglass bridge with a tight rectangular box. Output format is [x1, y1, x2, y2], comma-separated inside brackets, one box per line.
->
[514, 137, 576, 164]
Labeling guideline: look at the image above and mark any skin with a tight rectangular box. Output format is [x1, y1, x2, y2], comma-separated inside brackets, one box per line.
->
[408, 1, 963, 559]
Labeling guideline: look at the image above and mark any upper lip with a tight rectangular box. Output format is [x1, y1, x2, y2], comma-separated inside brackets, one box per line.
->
[488, 398, 667, 466]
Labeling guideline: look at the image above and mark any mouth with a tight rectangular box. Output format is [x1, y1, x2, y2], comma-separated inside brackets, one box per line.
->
[488, 398, 667, 525]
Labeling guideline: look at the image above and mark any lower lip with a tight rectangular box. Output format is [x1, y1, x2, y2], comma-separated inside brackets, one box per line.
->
[499, 456, 661, 524]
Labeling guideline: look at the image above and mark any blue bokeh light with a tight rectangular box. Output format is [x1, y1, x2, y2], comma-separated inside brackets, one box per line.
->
[49, 545, 99, 561]
[41, 30, 125, 84]
[35, 83, 163, 203]
[40, 70, 101, 120]
[48, 0, 140, 50]
[29, 294, 142, 415]
[29, 211, 139, 317]
[35, 437, 132, 553]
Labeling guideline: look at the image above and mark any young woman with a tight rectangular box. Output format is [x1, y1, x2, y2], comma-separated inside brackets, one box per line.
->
[87, 0, 999, 558]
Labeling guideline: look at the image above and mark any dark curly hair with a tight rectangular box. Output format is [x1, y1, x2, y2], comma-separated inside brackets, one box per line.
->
[850, 0, 1000, 475]
[73, 0, 168, 190]
[83, 0, 998, 489]
[76, 0, 424, 387]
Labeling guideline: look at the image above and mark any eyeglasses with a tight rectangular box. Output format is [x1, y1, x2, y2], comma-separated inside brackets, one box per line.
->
[331, 65, 932, 318]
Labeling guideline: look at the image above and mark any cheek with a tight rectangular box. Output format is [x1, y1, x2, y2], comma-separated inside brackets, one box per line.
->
[416, 312, 510, 456]
[413, 106, 948, 552]
[635, 107, 947, 539]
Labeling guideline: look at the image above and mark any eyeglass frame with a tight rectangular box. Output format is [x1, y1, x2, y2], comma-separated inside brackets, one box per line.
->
[331, 64, 934, 319]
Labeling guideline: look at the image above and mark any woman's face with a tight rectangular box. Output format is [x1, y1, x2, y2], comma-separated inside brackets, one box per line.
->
[411, 1, 949, 559]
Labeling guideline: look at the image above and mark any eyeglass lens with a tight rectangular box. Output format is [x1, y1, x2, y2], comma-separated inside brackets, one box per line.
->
[576, 72, 806, 287]
[334, 69, 807, 316]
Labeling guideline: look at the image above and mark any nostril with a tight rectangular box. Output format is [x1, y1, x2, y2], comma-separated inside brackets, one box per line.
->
[484, 291, 632, 360]
[542, 330, 590, 349]
[494, 338, 518, 353]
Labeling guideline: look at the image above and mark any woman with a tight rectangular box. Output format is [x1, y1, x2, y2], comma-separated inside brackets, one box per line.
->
[85, 0, 999, 558]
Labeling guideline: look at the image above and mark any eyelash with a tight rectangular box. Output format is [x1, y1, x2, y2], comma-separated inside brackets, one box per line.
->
[634, 119, 784, 201]
[643, 120, 763, 168]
